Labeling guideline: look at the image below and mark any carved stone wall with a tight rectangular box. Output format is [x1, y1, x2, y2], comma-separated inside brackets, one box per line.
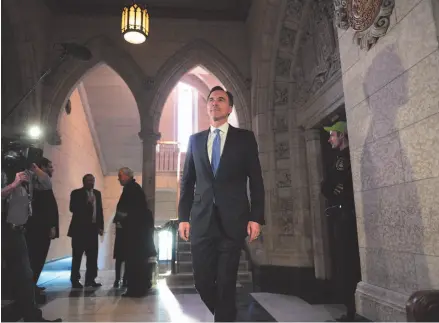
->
[337, 0, 439, 321]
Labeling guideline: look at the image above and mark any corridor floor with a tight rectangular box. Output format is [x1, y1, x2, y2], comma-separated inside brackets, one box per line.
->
[2, 256, 345, 322]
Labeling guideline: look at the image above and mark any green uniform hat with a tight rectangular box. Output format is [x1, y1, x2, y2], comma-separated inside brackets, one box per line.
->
[324, 121, 347, 134]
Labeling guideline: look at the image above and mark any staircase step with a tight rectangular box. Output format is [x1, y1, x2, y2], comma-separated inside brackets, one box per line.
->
[178, 260, 248, 273]
[165, 271, 252, 286]
[177, 250, 247, 262]
[177, 241, 191, 251]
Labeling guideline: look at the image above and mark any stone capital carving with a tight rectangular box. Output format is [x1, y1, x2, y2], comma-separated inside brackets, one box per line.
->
[138, 131, 161, 144]
[334, 0, 395, 51]
[304, 128, 321, 142]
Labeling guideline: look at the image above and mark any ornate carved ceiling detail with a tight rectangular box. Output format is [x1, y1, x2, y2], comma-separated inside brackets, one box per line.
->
[334, 0, 396, 51]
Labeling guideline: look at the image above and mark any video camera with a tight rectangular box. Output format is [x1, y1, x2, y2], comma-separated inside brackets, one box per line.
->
[1, 138, 43, 185]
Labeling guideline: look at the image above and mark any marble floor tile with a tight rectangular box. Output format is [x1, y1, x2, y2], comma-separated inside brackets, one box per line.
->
[251, 292, 342, 322]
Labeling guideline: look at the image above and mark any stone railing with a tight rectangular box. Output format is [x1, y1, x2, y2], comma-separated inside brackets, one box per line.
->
[155, 142, 186, 173]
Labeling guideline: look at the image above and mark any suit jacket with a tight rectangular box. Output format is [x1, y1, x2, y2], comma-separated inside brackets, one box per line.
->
[27, 189, 60, 238]
[178, 125, 265, 241]
[67, 188, 104, 238]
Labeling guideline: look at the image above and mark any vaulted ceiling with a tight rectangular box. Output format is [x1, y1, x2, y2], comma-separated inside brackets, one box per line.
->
[44, 0, 252, 21]
[80, 64, 222, 175]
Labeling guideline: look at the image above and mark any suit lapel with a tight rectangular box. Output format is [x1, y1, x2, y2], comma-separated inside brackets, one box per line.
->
[200, 130, 214, 179]
[215, 125, 235, 177]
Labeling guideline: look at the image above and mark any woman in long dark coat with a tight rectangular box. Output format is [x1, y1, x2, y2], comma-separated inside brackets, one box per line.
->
[115, 167, 156, 297]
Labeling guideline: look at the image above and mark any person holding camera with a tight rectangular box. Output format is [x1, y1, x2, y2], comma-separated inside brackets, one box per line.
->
[1, 164, 62, 322]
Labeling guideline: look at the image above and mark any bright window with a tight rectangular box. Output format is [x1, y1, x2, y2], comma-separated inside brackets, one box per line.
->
[177, 83, 197, 152]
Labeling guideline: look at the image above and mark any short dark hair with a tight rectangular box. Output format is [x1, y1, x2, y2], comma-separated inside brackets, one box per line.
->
[208, 86, 234, 107]
[82, 174, 94, 183]
[37, 157, 52, 168]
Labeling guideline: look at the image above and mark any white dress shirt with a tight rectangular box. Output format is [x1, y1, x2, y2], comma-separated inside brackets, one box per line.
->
[207, 122, 229, 163]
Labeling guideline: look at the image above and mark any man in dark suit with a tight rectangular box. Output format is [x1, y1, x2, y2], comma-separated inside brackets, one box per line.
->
[178, 86, 265, 322]
[25, 158, 59, 295]
[68, 174, 104, 288]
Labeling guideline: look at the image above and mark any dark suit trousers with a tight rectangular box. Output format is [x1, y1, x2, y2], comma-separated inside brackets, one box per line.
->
[191, 208, 244, 322]
[25, 226, 51, 285]
[2, 227, 43, 321]
[70, 225, 99, 283]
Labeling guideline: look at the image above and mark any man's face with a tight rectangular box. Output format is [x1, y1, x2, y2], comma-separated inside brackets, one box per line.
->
[117, 171, 130, 186]
[328, 131, 343, 149]
[43, 162, 54, 177]
[207, 90, 233, 123]
[83, 176, 95, 190]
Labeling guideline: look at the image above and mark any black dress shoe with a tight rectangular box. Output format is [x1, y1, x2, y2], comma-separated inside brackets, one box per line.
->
[85, 281, 102, 288]
[41, 318, 62, 322]
[25, 317, 62, 322]
[113, 281, 120, 288]
[122, 291, 145, 298]
[37, 286, 46, 292]
[71, 281, 83, 288]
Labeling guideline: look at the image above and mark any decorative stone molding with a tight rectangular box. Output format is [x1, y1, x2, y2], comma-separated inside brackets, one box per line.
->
[356, 281, 408, 321]
[274, 83, 289, 106]
[276, 169, 292, 188]
[138, 130, 161, 144]
[334, 0, 396, 51]
[275, 141, 290, 159]
[275, 56, 292, 79]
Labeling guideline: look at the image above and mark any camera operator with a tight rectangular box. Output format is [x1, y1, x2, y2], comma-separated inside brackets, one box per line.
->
[25, 158, 60, 297]
[1, 163, 62, 322]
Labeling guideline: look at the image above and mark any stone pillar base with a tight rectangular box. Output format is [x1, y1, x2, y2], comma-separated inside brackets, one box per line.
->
[356, 281, 408, 321]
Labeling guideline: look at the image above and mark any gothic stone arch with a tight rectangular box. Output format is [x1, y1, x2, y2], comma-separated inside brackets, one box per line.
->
[146, 39, 251, 135]
[42, 36, 148, 144]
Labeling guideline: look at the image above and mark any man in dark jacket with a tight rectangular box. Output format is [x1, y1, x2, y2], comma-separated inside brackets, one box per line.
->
[321, 121, 361, 322]
[68, 174, 104, 288]
[115, 167, 156, 297]
[25, 158, 59, 294]
[178, 86, 265, 322]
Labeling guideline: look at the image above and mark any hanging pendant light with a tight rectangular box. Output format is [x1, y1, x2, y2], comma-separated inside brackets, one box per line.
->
[121, 2, 149, 44]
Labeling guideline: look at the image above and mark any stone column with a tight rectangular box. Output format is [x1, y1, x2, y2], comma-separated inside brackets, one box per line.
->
[139, 130, 161, 221]
[305, 129, 331, 280]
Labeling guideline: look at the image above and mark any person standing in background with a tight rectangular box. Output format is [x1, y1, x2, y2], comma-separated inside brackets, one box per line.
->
[25, 157, 59, 295]
[68, 174, 104, 288]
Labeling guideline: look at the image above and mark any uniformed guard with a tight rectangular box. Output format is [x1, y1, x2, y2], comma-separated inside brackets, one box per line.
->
[321, 121, 361, 322]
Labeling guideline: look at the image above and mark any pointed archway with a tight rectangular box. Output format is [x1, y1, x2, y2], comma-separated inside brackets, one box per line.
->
[145, 39, 251, 135]
[42, 36, 148, 144]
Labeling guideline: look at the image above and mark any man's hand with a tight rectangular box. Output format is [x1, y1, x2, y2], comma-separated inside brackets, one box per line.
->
[14, 171, 29, 187]
[178, 222, 190, 241]
[30, 163, 44, 176]
[1, 171, 28, 198]
[50, 227, 57, 239]
[99, 229, 104, 236]
[247, 221, 261, 242]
